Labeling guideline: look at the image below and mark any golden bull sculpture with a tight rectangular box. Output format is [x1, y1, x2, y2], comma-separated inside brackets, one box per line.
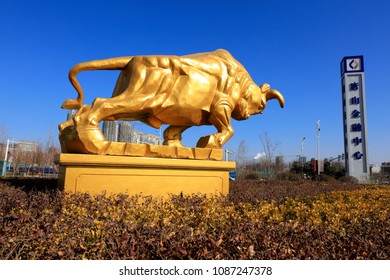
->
[59, 49, 284, 159]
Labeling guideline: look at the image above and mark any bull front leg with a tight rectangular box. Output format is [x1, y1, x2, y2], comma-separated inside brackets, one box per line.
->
[163, 125, 191, 147]
[196, 102, 234, 149]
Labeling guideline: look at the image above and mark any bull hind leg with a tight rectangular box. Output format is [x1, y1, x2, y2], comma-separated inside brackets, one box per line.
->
[58, 104, 91, 132]
[74, 95, 153, 128]
[163, 125, 191, 147]
[74, 65, 172, 127]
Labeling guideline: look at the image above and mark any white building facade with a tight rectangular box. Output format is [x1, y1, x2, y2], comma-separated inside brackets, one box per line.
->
[102, 121, 119, 142]
[103, 121, 157, 145]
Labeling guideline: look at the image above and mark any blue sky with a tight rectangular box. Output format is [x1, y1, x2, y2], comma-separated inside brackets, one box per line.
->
[1, 0, 389, 164]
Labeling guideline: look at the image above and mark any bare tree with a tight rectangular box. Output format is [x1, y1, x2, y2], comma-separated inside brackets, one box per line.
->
[41, 127, 60, 176]
[11, 144, 22, 176]
[0, 125, 7, 159]
[259, 132, 280, 179]
[236, 140, 249, 179]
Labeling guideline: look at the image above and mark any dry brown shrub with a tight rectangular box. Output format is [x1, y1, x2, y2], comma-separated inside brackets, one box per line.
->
[0, 181, 388, 260]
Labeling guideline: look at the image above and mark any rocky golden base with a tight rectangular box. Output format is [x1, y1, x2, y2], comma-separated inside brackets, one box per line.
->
[59, 125, 223, 160]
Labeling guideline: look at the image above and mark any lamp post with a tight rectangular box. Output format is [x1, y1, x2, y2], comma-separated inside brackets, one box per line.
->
[2, 139, 14, 177]
[301, 137, 305, 164]
[225, 149, 234, 161]
[316, 120, 320, 175]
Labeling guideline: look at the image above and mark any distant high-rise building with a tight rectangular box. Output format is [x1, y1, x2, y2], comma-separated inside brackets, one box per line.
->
[67, 109, 76, 120]
[102, 121, 118, 142]
[130, 129, 142, 144]
[103, 121, 160, 145]
[15, 141, 40, 153]
[118, 122, 132, 142]
[118, 122, 145, 144]
[141, 134, 159, 145]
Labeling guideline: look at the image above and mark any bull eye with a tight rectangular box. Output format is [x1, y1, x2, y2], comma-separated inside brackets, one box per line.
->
[259, 102, 265, 111]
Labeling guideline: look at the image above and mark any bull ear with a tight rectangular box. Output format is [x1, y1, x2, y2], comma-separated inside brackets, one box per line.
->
[260, 83, 271, 93]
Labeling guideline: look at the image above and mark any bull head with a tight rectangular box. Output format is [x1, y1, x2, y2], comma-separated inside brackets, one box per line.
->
[232, 83, 284, 120]
[261, 83, 284, 110]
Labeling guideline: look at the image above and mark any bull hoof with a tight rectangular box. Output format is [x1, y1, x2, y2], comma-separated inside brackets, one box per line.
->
[58, 122, 73, 133]
[196, 135, 220, 149]
[163, 139, 184, 147]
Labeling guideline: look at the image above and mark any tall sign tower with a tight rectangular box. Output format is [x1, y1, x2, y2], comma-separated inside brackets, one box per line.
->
[340, 56, 369, 182]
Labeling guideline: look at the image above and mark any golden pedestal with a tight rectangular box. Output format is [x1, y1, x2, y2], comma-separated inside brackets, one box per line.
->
[57, 153, 235, 197]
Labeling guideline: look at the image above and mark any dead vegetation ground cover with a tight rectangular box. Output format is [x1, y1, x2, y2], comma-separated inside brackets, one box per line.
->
[0, 180, 388, 259]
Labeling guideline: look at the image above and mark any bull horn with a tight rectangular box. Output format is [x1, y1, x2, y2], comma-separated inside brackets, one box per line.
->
[266, 89, 285, 108]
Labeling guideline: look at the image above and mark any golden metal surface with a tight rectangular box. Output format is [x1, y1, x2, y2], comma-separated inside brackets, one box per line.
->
[57, 153, 235, 197]
[59, 49, 284, 157]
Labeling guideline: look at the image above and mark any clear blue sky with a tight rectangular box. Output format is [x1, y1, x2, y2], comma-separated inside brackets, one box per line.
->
[1, 0, 389, 164]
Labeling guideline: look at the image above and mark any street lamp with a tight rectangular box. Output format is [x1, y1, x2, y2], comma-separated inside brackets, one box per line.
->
[2, 138, 15, 177]
[225, 149, 234, 161]
[316, 120, 320, 175]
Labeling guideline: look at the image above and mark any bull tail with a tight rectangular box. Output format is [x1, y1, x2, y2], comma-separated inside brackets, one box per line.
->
[61, 56, 134, 109]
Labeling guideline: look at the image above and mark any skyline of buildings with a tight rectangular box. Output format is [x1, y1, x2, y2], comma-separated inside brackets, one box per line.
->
[66, 112, 159, 145]
[102, 120, 159, 146]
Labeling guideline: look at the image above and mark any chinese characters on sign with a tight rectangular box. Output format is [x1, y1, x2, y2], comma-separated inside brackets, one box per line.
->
[349, 82, 359, 91]
[352, 137, 362, 146]
[351, 123, 362, 132]
[351, 110, 360, 118]
[350, 97, 360, 104]
[349, 80, 363, 160]
[353, 151, 363, 160]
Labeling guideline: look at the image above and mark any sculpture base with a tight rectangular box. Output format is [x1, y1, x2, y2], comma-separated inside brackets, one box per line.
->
[59, 125, 224, 160]
[56, 154, 235, 197]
